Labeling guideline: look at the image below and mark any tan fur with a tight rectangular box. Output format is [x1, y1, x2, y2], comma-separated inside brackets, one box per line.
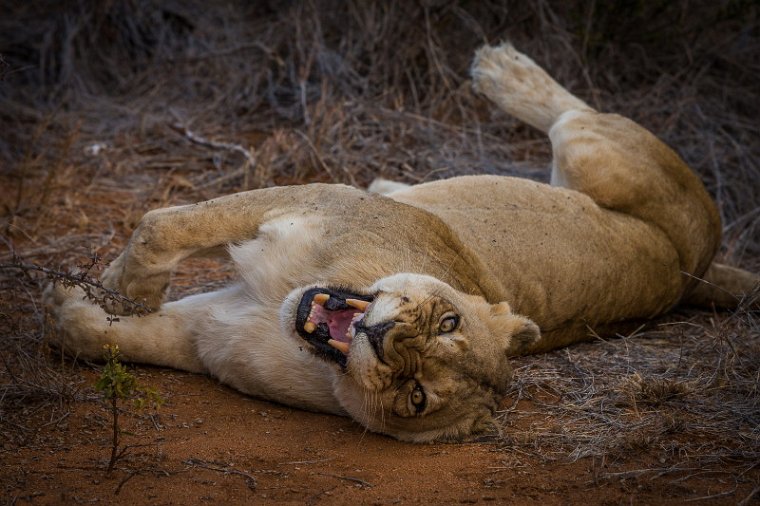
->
[45, 43, 758, 442]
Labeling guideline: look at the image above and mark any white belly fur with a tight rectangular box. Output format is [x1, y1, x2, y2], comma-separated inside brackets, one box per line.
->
[194, 216, 345, 414]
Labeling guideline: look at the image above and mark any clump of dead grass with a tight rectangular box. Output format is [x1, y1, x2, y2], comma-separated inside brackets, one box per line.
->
[498, 292, 760, 485]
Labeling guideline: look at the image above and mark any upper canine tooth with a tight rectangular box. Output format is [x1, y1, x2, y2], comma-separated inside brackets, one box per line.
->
[313, 293, 329, 305]
[328, 339, 350, 355]
[346, 298, 369, 311]
[304, 321, 316, 333]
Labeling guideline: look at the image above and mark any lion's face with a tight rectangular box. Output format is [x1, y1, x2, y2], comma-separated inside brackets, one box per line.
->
[282, 273, 540, 442]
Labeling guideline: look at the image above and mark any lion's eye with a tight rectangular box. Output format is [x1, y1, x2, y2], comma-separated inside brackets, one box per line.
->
[410, 385, 426, 414]
[439, 314, 459, 333]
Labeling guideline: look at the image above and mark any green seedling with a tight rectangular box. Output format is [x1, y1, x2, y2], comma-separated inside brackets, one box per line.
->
[94, 344, 163, 474]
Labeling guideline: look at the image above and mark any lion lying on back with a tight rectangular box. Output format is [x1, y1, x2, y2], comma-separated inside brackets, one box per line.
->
[45, 43, 758, 442]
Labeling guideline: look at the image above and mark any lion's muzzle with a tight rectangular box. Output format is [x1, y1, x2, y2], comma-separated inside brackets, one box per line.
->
[353, 320, 396, 361]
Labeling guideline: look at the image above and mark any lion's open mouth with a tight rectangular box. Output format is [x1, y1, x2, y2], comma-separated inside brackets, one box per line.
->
[295, 287, 373, 367]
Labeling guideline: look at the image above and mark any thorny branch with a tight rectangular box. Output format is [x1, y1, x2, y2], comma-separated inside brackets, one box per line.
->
[0, 251, 151, 317]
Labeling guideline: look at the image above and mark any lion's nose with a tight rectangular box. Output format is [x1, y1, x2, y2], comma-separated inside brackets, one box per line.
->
[355, 320, 395, 359]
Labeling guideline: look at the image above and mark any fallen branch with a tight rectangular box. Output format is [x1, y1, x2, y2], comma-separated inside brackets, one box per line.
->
[169, 123, 255, 161]
[318, 472, 373, 488]
[184, 458, 257, 490]
[168, 123, 257, 190]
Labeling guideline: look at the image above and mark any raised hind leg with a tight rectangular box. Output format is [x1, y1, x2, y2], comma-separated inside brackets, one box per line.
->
[472, 42, 722, 299]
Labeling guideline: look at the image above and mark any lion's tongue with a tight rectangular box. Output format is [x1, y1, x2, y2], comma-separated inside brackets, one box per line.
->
[307, 304, 363, 353]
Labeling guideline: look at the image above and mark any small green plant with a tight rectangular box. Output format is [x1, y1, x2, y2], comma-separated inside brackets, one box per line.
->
[94, 344, 163, 474]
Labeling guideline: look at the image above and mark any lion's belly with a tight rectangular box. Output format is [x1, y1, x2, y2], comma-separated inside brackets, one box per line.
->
[190, 216, 347, 415]
[391, 176, 683, 331]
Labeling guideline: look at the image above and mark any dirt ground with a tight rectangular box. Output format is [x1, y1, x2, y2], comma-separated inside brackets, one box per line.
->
[6, 368, 755, 506]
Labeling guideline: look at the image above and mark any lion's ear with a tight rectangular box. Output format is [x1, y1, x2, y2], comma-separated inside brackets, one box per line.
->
[507, 317, 541, 355]
[488, 302, 541, 356]
[489, 301, 512, 316]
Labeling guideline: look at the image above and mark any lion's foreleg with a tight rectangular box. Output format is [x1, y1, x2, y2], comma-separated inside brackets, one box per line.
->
[100, 184, 360, 313]
[43, 283, 239, 373]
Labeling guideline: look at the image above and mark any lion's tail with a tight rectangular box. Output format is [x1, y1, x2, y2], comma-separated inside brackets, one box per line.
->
[682, 262, 760, 310]
[471, 43, 594, 133]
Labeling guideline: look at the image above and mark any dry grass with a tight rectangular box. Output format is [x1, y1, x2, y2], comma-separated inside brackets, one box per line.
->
[499, 295, 759, 470]
[1, 0, 759, 498]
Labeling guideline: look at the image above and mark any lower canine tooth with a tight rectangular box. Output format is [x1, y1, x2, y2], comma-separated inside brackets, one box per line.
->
[313, 293, 329, 305]
[328, 339, 350, 355]
[304, 321, 316, 333]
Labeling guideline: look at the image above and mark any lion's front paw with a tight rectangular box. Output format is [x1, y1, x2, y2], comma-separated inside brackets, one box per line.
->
[44, 283, 111, 360]
[99, 251, 127, 293]
[100, 250, 169, 315]
[43, 281, 79, 315]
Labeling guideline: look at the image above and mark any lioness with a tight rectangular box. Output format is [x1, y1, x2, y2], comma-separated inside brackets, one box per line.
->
[46, 43, 757, 442]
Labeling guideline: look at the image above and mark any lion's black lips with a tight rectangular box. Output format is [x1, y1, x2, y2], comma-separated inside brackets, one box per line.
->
[295, 287, 374, 368]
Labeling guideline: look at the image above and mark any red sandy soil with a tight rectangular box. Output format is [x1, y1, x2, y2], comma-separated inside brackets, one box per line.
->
[5, 366, 746, 506]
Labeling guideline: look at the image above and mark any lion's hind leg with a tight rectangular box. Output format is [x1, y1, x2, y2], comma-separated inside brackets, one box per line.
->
[471, 42, 594, 134]
[43, 283, 229, 373]
[546, 109, 722, 294]
[367, 178, 411, 196]
[473, 42, 722, 300]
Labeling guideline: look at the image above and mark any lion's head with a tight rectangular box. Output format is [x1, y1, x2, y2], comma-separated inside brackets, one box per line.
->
[282, 273, 540, 442]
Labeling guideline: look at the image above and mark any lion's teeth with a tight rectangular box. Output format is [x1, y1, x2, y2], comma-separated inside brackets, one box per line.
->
[313, 293, 329, 305]
[304, 321, 316, 333]
[328, 339, 350, 355]
[346, 298, 369, 311]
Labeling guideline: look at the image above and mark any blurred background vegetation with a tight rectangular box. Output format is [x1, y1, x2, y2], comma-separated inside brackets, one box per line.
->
[1, 1, 757, 270]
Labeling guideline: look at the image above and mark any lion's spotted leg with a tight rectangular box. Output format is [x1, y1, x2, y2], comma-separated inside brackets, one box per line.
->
[44, 282, 227, 373]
